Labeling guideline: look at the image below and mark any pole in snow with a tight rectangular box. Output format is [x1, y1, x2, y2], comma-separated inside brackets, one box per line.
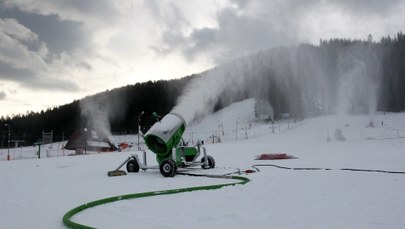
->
[138, 111, 144, 150]
[4, 124, 10, 161]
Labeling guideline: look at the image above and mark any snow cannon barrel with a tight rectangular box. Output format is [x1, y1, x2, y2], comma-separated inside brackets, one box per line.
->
[144, 113, 186, 161]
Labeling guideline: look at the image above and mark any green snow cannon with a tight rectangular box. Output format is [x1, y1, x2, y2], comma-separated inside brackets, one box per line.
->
[109, 112, 214, 178]
[144, 113, 186, 163]
[142, 112, 215, 177]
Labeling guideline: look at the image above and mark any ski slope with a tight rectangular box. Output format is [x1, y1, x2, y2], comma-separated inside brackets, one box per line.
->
[1, 99, 405, 228]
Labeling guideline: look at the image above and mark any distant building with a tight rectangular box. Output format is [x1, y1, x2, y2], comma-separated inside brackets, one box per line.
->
[64, 129, 117, 153]
[42, 131, 53, 144]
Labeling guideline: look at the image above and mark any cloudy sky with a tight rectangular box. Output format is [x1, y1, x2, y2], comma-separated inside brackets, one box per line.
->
[1, 0, 404, 117]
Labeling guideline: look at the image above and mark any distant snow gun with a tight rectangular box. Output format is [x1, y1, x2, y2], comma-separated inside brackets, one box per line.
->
[108, 113, 215, 177]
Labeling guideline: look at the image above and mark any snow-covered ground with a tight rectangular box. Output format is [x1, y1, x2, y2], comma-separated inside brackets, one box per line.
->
[1, 99, 405, 228]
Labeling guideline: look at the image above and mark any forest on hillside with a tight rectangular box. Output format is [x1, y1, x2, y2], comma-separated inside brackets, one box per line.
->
[0, 76, 194, 146]
[1, 32, 404, 147]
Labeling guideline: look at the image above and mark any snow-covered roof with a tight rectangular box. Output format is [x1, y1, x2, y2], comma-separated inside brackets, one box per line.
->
[87, 140, 110, 148]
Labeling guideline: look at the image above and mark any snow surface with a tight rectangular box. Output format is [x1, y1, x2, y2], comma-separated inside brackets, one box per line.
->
[1, 99, 405, 229]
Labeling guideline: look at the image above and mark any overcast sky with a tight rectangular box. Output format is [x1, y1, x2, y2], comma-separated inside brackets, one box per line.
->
[1, 0, 404, 117]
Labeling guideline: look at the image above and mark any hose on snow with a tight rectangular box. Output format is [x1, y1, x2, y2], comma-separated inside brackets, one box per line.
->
[63, 174, 250, 229]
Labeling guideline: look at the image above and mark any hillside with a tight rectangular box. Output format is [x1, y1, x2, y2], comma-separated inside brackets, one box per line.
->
[1, 99, 405, 228]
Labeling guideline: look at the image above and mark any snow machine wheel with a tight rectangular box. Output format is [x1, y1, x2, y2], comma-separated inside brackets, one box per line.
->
[201, 155, 215, 169]
[159, 159, 177, 177]
[126, 159, 140, 173]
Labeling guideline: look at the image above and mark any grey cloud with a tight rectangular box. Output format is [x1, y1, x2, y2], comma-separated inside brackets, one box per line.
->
[29, 76, 79, 91]
[76, 61, 92, 71]
[0, 3, 88, 55]
[230, 0, 249, 9]
[146, 1, 191, 55]
[8, 89, 17, 94]
[56, 0, 118, 20]
[2, 0, 119, 26]
[152, 0, 405, 65]
[332, 0, 402, 16]
[261, 0, 396, 15]
[157, 5, 298, 64]
[0, 91, 6, 100]
[0, 61, 37, 81]
[0, 17, 37, 42]
[0, 61, 79, 92]
[145, 0, 189, 29]
[189, 28, 218, 50]
[209, 9, 296, 61]
[0, 3, 85, 93]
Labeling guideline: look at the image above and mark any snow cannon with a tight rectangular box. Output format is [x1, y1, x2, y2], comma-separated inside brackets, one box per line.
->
[108, 112, 215, 177]
[144, 113, 186, 163]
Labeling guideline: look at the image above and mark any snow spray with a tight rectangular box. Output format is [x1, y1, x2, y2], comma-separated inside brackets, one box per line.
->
[80, 96, 115, 143]
[171, 58, 258, 124]
[335, 44, 380, 115]
[171, 43, 382, 124]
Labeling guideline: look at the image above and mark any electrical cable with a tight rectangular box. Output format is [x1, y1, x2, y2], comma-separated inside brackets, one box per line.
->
[251, 164, 405, 174]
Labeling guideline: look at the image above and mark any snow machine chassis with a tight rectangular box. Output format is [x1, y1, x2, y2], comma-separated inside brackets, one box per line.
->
[108, 142, 215, 177]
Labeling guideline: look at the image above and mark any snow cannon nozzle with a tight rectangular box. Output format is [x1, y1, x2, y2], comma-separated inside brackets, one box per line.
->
[144, 113, 186, 159]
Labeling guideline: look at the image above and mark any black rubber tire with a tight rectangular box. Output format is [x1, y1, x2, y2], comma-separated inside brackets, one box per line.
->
[159, 159, 177, 177]
[126, 159, 140, 173]
[201, 155, 215, 169]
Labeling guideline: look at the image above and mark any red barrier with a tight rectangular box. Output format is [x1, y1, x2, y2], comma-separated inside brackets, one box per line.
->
[255, 153, 295, 160]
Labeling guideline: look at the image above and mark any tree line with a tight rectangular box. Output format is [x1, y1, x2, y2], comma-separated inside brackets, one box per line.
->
[0, 76, 194, 147]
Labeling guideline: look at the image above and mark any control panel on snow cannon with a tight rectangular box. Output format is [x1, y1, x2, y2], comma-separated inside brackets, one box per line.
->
[144, 113, 186, 162]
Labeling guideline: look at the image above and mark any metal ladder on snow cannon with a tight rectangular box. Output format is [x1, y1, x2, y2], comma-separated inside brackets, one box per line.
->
[108, 113, 215, 177]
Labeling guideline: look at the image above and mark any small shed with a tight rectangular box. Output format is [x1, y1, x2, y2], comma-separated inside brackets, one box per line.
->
[64, 129, 117, 153]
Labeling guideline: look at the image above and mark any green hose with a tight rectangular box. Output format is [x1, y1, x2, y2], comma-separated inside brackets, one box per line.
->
[63, 175, 250, 229]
